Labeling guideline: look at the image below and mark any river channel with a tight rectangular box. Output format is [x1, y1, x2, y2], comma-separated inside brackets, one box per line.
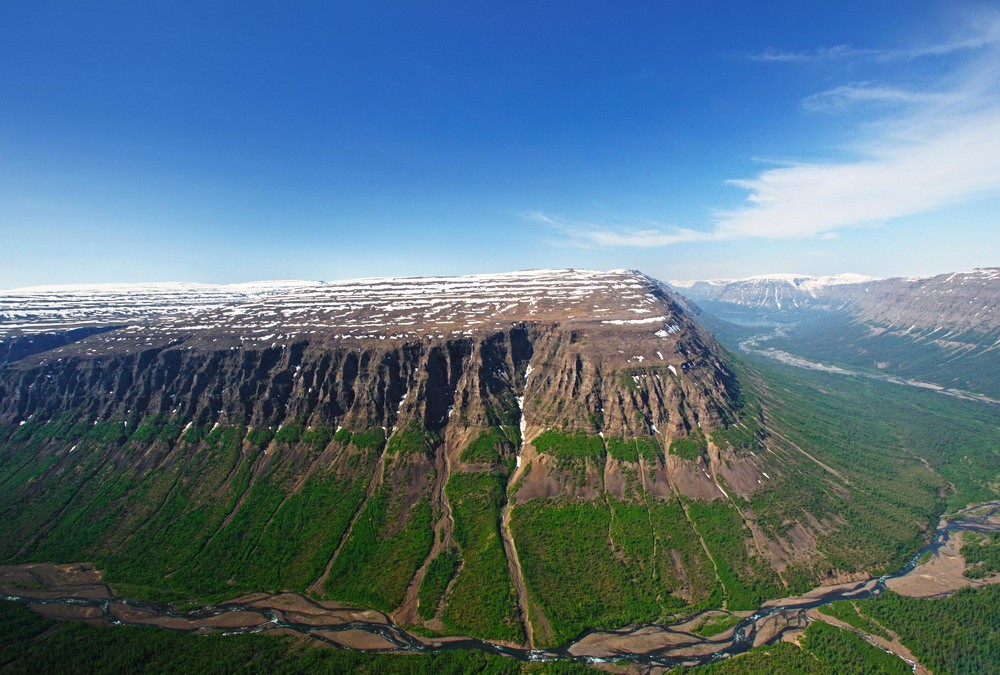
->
[3, 501, 997, 669]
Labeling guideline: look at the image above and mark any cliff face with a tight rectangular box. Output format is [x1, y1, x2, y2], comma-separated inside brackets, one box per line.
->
[0, 269, 952, 648]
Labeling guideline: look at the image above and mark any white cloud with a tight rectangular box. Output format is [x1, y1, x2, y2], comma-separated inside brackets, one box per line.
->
[540, 14, 1000, 249]
[716, 111, 1000, 239]
[746, 15, 1000, 63]
[529, 212, 722, 248]
[802, 84, 960, 112]
[747, 44, 882, 63]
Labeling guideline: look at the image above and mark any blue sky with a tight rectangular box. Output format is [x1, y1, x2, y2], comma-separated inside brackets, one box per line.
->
[1, 1, 998, 287]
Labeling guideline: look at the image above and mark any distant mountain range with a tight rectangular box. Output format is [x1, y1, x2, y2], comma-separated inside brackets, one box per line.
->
[670, 273, 880, 311]
[670, 267, 1000, 398]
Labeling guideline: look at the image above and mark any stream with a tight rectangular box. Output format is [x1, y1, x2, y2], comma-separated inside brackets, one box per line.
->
[5, 502, 998, 669]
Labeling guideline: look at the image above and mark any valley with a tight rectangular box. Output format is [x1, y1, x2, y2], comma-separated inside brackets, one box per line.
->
[8, 4, 999, 672]
[2, 498, 998, 669]
[0, 269, 997, 672]
[738, 329, 1000, 407]
[671, 268, 1000, 399]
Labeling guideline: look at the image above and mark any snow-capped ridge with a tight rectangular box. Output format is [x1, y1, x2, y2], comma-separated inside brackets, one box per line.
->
[0, 268, 676, 344]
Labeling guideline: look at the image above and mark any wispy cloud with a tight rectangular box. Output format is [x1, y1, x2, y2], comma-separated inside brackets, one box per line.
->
[747, 44, 882, 63]
[802, 83, 960, 112]
[540, 13, 1000, 249]
[715, 111, 1000, 239]
[528, 212, 722, 248]
[746, 15, 1000, 63]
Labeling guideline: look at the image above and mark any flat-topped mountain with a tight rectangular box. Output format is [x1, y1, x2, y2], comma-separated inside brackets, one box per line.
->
[2, 269, 673, 345]
[0, 268, 988, 650]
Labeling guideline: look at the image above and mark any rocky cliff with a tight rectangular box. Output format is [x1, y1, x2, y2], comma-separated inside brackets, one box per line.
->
[0, 269, 959, 647]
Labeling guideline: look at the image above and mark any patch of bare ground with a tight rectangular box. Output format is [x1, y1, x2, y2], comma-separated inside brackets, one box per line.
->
[231, 592, 389, 626]
[500, 468, 546, 647]
[108, 603, 270, 630]
[311, 629, 399, 650]
[394, 440, 456, 625]
[500, 418, 555, 649]
[672, 609, 751, 636]
[761, 577, 878, 609]
[566, 625, 698, 658]
[408, 634, 470, 648]
[751, 608, 808, 647]
[887, 529, 1000, 597]
[0, 562, 111, 599]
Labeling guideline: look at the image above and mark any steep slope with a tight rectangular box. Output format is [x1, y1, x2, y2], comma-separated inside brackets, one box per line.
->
[0, 269, 984, 649]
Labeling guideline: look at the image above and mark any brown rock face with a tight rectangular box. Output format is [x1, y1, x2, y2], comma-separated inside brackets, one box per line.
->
[0, 270, 741, 449]
[0, 269, 778, 647]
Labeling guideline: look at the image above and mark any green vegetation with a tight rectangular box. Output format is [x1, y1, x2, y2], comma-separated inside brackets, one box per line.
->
[0, 420, 380, 604]
[324, 486, 434, 611]
[511, 499, 676, 645]
[712, 586, 1000, 675]
[669, 431, 707, 460]
[760, 310, 1000, 399]
[690, 613, 741, 637]
[733, 355, 999, 584]
[333, 426, 386, 451]
[386, 423, 439, 455]
[681, 642, 822, 673]
[686, 619, 908, 674]
[0, 598, 51, 647]
[817, 601, 889, 639]
[856, 586, 1000, 675]
[646, 499, 721, 609]
[0, 600, 592, 674]
[532, 430, 604, 461]
[711, 417, 761, 456]
[300, 427, 333, 450]
[1, 328, 998, 653]
[959, 532, 1000, 579]
[442, 472, 523, 642]
[685, 500, 783, 610]
[461, 427, 516, 465]
[799, 620, 909, 674]
[274, 423, 304, 444]
[128, 415, 185, 445]
[417, 547, 459, 620]
[246, 427, 275, 448]
[605, 436, 661, 462]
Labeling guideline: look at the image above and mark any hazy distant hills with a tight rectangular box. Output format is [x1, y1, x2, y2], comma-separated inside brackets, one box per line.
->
[670, 268, 1000, 398]
[671, 273, 880, 312]
[672, 268, 998, 326]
